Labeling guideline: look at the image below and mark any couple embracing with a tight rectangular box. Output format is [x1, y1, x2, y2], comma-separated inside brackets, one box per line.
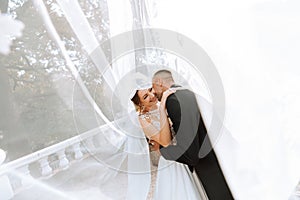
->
[129, 69, 233, 200]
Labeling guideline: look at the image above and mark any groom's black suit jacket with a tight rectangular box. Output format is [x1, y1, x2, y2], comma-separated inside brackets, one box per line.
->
[160, 86, 233, 200]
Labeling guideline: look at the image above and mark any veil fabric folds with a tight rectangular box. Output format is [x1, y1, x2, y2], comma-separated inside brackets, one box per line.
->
[6, 0, 298, 199]
[124, 110, 151, 200]
[195, 93, 299, 200]
[87, 109, 151, 200]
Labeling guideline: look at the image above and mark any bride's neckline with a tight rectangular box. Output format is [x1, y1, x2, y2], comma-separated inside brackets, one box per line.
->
[139, 104, 159, 115]
[139, 104, 160, 121]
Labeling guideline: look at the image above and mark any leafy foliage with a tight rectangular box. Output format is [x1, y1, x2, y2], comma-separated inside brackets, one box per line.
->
[0, 0, 110, 160]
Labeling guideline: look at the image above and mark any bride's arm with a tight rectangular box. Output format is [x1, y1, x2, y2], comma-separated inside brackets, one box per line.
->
[158, 89, 176, 146]
[139, 89, 175, 147]
[139, 112, 171, 147]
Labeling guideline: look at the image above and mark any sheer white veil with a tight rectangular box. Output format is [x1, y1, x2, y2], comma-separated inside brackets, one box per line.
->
[124, 108, 151, 200]
[193, 82, 299, 200]
[164, 65, 299, 199]
[112, 72, 152, 200]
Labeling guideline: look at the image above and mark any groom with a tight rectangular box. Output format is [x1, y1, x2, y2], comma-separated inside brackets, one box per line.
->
[151, 69, 233, 200]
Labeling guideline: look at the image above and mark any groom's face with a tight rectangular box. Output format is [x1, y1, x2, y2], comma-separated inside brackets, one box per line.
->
[152, 82, 163, 101]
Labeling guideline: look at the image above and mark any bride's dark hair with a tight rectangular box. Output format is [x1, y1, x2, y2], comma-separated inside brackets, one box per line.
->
[131, 90, 141, 112]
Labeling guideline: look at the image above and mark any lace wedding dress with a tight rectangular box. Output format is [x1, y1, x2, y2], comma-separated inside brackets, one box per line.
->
[140, 108, 203, 200]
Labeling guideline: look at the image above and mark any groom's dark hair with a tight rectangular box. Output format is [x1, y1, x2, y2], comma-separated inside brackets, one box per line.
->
[153, 69, 174, 82]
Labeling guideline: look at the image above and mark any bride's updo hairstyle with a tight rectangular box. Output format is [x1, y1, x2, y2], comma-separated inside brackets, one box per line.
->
[131, 90, 142, 112]
[128, 72, 152, 113]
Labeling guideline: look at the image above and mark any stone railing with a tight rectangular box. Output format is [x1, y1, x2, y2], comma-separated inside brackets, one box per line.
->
[0, 122, 114, 199]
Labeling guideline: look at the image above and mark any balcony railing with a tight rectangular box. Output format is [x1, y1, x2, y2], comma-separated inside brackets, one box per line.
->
[0, 121, 115, 199]
[1, 118, 300, 200]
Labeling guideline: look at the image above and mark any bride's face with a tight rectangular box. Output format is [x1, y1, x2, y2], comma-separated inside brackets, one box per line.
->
[138, 88, 158, 108]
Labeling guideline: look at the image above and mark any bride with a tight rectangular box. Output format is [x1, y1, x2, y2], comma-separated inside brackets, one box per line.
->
[130, 86, 203, 199]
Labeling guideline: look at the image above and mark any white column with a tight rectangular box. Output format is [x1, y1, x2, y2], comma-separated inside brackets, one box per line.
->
[38, 157, 52, 177]
[72, 143, 83, 160]
[57, 149, 69, 170]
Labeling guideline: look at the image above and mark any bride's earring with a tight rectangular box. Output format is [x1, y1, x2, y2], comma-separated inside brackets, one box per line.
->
[139, 104, 144, 113]
[141, 105, 145, 113]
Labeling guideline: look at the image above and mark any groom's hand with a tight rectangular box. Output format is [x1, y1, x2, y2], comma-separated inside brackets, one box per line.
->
[149, 140, 160, 151]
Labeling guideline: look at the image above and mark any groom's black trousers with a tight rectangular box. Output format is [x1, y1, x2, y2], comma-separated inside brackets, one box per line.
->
[194, 150, 234, 200]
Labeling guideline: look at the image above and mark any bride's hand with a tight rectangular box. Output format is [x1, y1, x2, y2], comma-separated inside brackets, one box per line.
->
[160, 88, 176, 108]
